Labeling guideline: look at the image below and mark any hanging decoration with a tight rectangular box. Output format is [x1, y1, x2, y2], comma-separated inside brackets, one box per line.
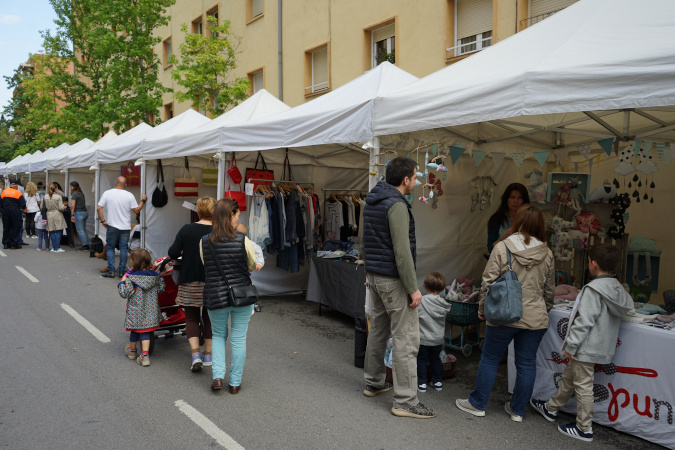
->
[607, 193, 631, 239]
[598, 137, 615, 157]
[449, 145, 465, 165]
[634, 143, 658, 203]
[665, 143, 674, 165]
[532, 150, 550, 168]
[633, 139, 642, 157]
[491, 152, 505, 168]
[596, 154, 602, 168]
[472, 150, 487, 167]
[511, 152, 526, 169]
[469, 176, 496, 212]
[554, 148, 569, 167]
[656, 143, 666, 161]
[576, 143, 592, 160]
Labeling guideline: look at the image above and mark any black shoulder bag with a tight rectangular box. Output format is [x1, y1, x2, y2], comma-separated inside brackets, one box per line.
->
[206, 240, 259, 307]
[151, 159, 169, 208]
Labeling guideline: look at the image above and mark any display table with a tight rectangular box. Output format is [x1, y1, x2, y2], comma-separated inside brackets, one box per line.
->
[306, 256, 366, 319]
[508, 308, 675, 448]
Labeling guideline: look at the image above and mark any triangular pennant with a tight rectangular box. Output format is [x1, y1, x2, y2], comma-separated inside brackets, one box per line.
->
[643, 141, 653, 155]
[596, 154, 602, 168]
[511, 152, 526, 169]
[472, 150, 487, 167]
[555, 148, 569, 166]
[491, 152, 505, 169]
[656, 143, 666, 161]
[576, 143, 591, 160]
[665, 145, 673, 165]
[532, 150, 550, 167]
[449, 145, 465, 165]
[429, 143, 439, 157]
[598, 137, 614, 157]
[633, 139, 642, 157]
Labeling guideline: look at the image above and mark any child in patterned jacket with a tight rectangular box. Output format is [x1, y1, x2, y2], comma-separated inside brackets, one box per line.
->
[119, 248, 165, 367]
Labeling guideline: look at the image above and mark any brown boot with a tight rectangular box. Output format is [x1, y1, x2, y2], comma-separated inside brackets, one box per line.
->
[100, 267, 109, 273]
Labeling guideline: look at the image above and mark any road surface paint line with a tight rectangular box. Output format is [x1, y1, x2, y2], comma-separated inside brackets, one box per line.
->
[0, 250, 6, 257]
[175, 399, 245, 450]
[16, 266, 39, 283]
[60, 303, 111, 343]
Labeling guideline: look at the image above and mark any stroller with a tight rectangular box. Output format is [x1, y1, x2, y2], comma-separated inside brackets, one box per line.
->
[148, 256, 187, 353]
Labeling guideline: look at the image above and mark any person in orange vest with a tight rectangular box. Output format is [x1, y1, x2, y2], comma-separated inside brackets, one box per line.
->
[2, 179, 27, 249]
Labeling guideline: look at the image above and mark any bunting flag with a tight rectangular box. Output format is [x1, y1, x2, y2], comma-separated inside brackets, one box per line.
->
[555, 148, 570, 166]
[644, 141, 653, 155]
[429, 143, 439, 157]
[656, 143, 666, 161]
[449, 145, 465, 165]
[532, 150, 550, 167]
[598, 137, 614, 156]
[665, 144, 674, 165]
[511, 152, 526, 169]
[472, 150, 487, 167]
[576, 143, 591, 160]
[491, 152, 506, 168]
[596, 154, 602, 168]
[633, 139, 642, 157]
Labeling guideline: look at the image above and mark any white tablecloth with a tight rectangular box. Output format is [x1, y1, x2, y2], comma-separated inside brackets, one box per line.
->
[508, 308, 675, 448]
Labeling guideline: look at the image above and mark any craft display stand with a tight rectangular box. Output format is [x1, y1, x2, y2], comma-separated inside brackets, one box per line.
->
[546, 172, 590, 202]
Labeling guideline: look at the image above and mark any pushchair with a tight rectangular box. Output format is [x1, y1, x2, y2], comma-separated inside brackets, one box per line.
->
[149, 256, 187, 353]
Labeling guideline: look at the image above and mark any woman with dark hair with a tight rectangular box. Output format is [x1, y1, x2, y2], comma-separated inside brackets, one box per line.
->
[69, 181, 90, 250]
[457, 204, 554, 422]
[168, 197, 216, 372]
[23, 182, 40, 239]
[44, 182, 67, 252]
[200, 198, 258, 393]
[487, 183, 530, 253]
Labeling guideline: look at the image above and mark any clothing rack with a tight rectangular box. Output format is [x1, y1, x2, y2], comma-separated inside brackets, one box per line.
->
[321, 188, 367, 205]
[247, 178, 314, 188]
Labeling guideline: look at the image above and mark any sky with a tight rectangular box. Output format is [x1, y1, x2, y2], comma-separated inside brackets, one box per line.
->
[0, 1, 58, 115]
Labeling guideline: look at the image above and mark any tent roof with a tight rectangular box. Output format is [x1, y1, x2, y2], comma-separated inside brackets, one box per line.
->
[66, 124, 151, 169]
[141, 89, 291, 161]
[373, 0, 675, 154]
[97, 109, 211, 165]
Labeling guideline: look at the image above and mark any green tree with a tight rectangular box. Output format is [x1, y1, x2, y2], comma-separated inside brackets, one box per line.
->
[0, 115, 19, 162]
[170, 16, 250, 117]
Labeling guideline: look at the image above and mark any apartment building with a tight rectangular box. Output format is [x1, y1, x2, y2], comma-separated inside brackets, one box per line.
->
[155, 0, 578, 120]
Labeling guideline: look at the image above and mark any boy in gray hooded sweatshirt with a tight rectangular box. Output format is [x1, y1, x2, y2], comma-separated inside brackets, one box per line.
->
[530, 244, 634, 442]
[417, 272, 452, 393]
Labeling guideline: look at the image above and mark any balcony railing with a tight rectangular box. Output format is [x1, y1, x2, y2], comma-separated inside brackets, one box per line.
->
[520, 9, 564, 30]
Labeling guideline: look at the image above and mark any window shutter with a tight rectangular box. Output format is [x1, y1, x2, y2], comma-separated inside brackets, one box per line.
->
[312, 48, 328, 91]
[252, 0, 263, 17]
[457, 0, 493, 40]
[530, 0, 578, 17]
[372, 23, 395, 43]
[253, 71, 263, 93]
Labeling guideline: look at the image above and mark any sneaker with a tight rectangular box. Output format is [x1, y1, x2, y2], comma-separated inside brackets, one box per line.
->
[558, 423, 593, 442]
[455, 399, 486, 417]
[101, 271, 116, 278]
[530, 399, 557, 422]
[37, 248, 42, 251]
[202, 353, 212, 367]
[391, 402, 437, 419]
[504, 402, 523, 422]
[118, 271, 124, 278]
[430, 381, 443, 391]
[53, 248, 65, 253]
[191, 353, 203, 372]
[125, 344, 137, 360]
[137, 354, 151, 367]
[418, 383, 427, 393]
[31, 235, 38, 239]
[363, 381, 393, 397]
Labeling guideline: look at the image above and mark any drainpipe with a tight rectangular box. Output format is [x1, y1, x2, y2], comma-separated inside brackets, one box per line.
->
[278, 0, 283, 100]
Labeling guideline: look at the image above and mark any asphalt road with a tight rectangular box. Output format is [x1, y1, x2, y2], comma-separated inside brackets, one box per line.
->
[0, 240, 662, 449]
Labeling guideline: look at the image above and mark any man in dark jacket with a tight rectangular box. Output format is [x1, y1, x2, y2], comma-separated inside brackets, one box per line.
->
[1, 179, 27, 249]
[361, 157, 436, 419]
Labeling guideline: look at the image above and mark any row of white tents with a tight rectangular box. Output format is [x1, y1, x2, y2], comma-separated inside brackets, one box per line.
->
[3, 0, 675, 303]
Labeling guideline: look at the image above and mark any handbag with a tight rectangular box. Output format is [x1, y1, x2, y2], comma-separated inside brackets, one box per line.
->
[206, 240, 258, 307]
[121, 164, 141, 187]
[245, 152, 274, 189]
[174, 157, 199, 197]
[89, 234, 104, 258]
[202, 158, 218, 186]
[227, 153, 242, 184]
[225, 181, 247, 211]
[152, 160, 169, 207]
[40, 199, 48, 225]
[483, 246, 523, 326]
[281, 148, 294, 182]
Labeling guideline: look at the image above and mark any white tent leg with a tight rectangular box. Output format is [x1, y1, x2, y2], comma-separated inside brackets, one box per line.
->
[138, 159, 146, 248]
[93, 165, 100, 236]
[217, 152, 225, 200]
[369, 136, 380, 191]
[45, 170, 49, 187]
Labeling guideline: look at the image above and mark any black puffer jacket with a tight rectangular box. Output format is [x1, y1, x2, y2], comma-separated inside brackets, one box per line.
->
[202, 232, 251, 310]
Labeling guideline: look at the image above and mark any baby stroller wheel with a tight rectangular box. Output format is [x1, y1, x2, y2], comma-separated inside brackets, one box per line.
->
[462, 343, 472, 357]
[148, 331, 156, 355]
[254, 303, 261, 313]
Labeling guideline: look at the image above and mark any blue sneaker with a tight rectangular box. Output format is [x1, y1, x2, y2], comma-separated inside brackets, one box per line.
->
[558, 423, 593, 442]
[202, 353, 212, 367]
[530, 399, 557, 422]
[191, 352, 203, 372]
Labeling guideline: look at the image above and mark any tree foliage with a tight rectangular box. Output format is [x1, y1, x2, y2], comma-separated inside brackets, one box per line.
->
[170, 17, 250, 117]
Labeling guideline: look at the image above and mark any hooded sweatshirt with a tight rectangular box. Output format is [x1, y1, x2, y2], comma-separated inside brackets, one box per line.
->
[479, 233, 555, 329]
[418, 293, 453, 346]
[118, 270, 165, 332]
[562, 277, 634, 364]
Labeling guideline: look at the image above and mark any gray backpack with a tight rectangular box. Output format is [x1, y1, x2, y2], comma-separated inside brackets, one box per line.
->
[484, 246, 523, 326]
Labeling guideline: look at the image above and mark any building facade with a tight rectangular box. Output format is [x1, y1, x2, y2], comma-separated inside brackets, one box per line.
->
[155, 0, 578, 120]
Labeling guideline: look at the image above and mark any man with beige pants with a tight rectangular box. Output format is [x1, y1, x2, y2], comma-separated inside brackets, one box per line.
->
[361, 157, 436, 419]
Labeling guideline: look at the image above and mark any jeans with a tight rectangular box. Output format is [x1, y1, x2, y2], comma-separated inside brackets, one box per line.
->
[364, 273, 420, 409]
[469, 325, 548, 416]
[49, 230, 63, 250]
[106, 226, 130, 273]
[208, 305, 254, 387]
[37, 229, 50, 250]
[73, 211, 89, 245]
[417, 344, 443, 384]
[25, 212, 36, 237]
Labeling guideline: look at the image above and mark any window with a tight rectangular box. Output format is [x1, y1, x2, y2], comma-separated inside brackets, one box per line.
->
[164, 102, 174, 120]
[147, 112, 155, 125]
[247, 0, 264, 23]
[192, 16, 204, 35]
[207, 5, 219, 36]
[371, 23, 395, 68]
[521, 0, 578, 29]
[248, 69, 264, 94]
[163, 36, 172, 68]
[448, 0, 493, 58]
[305, 44, 329, 96]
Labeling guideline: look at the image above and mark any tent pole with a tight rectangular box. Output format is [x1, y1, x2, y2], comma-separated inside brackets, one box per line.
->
[64, 169, 69, 196]
[369, 136, 380, 191]
[137, 159, 146, 249]
[217, 152, 225, 200]
[94, 164, 100, 236]
[45, 170, 49, 187]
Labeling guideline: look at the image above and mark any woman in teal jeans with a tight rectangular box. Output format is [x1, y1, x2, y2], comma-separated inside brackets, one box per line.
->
[200, 198, 259, 394]
[69, 181, 90, 250]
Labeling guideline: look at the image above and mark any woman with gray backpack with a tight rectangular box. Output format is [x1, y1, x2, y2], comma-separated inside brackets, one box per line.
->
[456, 204, 554, 422]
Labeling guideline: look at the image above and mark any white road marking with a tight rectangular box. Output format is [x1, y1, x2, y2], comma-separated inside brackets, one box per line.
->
[16, 266, 39, 283]
[0, 250, 6, 257]
[60, 303, 111, 343]
[174, 399, 245, 450]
